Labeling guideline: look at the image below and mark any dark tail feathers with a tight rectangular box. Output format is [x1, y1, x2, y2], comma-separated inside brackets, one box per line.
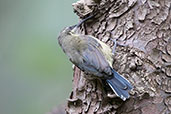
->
[106, 69, 133, 101]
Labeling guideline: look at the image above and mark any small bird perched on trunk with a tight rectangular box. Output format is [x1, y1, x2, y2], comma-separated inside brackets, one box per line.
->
[57, 16, 133, 101]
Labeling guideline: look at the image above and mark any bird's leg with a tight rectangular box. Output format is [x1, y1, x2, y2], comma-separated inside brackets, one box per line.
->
[111, 39, 117, 54]
[110, 38, 128, 55]
[110, 38, 121, 54]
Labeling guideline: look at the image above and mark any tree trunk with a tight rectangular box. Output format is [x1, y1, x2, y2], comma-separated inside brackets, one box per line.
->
[66, 0, 171, 114]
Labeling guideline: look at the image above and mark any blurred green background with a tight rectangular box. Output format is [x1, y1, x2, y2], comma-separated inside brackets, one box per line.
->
[0, 0, 78, 114]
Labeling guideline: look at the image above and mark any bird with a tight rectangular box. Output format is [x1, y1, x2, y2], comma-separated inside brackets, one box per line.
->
[57, 16, 133, 101]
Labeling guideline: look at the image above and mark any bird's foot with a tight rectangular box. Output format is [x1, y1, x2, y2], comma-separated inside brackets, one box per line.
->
[109, 38, 128, 54]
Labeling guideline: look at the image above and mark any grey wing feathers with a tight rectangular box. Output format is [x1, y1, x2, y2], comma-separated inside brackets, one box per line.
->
[79, 37, 112, 77]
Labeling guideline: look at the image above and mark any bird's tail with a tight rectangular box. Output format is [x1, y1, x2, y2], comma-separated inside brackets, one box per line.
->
[106, 69, 133, 101]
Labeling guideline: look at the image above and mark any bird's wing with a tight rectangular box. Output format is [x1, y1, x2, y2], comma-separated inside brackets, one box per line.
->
[78, 35, 113, 77]
[85, 35, 114, 67]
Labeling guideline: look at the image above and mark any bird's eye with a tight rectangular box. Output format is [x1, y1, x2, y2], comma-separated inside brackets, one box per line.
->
[69, 26, 73, 30]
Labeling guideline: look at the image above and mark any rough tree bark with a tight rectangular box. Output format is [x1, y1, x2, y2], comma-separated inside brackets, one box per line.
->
[58, 0, 171, 114]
